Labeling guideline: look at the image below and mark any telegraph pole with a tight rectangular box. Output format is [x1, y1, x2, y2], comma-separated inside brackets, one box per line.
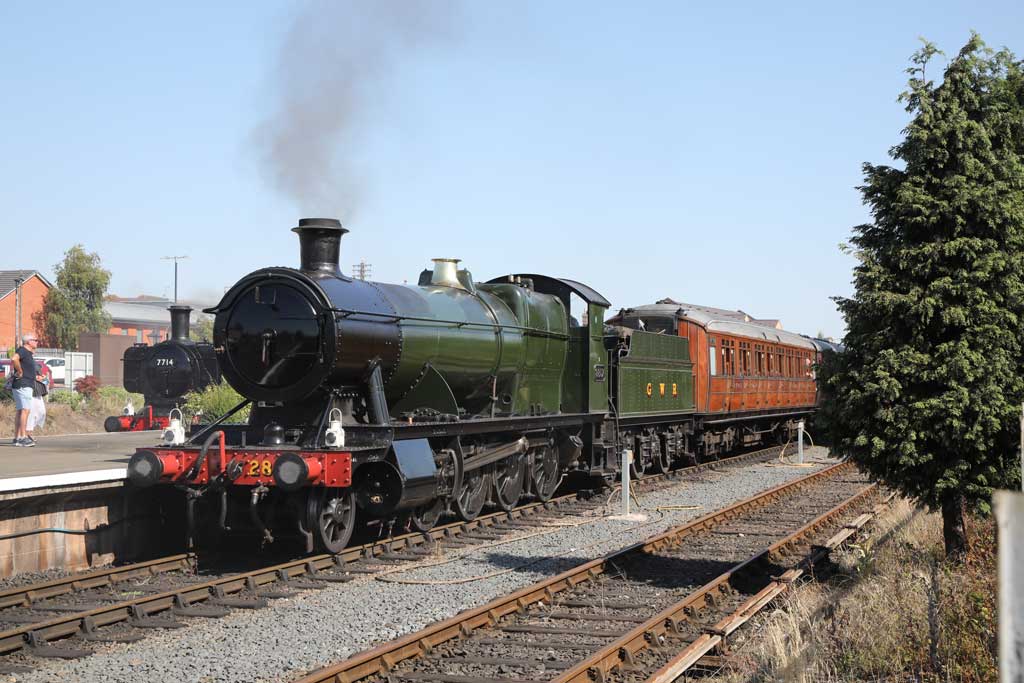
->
[352, 260, 372, 281]
[161, 255, 188, 302]
[13, 277, 23, 347]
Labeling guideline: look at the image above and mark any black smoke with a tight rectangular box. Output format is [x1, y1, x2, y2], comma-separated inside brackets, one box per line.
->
[252, 0, 460, 217]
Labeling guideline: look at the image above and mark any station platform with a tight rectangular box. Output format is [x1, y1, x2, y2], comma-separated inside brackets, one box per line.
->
[0, 431, 157, 492]
[0, 431, 166, 577]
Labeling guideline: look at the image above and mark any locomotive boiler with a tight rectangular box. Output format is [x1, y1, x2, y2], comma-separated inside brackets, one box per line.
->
[106, 305, 220, 432]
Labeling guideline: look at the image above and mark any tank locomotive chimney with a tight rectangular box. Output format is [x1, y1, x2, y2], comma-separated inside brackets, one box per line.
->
[168, 305, 192, 342]
[292, 217, 348, 276]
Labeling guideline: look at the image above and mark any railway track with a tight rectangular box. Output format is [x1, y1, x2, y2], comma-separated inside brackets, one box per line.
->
[292, 461, 882, 683]
[0, 444, 799, 672]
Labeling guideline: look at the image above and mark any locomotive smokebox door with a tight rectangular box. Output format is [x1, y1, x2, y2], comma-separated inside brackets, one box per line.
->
[353, 439, 439, 517]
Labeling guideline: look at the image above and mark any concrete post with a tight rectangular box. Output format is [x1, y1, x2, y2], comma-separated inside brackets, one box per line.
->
[797, 420, 805, 464]
[995, 491, 1024, 682]
[621, 449, 632, 516]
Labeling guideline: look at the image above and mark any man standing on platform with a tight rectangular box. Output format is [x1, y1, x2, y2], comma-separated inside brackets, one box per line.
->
[11, 333, 42, 447]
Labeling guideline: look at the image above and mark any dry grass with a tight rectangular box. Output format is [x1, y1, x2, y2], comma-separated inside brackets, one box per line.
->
[718, 498, 997, 683]
[0, 389, 140, 438]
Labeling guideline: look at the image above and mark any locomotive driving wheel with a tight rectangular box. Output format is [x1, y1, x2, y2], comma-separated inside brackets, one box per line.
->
[492, 454, 526, 512]
[306, 488, 356, 554]
[530, 445, 561, 502]
[454, 469, 488, 521]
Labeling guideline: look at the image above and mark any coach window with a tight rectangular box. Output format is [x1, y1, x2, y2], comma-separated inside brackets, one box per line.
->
[709, 344, 717, 375]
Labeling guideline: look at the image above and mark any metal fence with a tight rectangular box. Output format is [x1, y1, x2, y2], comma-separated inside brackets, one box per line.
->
[0, 348, 92, 389]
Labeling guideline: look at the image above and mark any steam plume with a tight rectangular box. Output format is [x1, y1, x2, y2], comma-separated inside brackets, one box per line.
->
[253, 0, 459, 216]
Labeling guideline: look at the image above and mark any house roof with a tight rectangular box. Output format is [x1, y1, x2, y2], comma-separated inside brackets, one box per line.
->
[103, 300, 214, 326]
[104, 301, 176, 326]
[106, 294, 172, 303]
[0, 270, 52, 300]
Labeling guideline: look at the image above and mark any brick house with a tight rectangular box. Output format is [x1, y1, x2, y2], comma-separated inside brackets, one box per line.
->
[0, 270, 52, 348]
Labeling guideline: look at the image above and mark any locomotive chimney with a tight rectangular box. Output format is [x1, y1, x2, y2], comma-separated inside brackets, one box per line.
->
[168, 305, 192, 342]
[292, 217, 348, 276]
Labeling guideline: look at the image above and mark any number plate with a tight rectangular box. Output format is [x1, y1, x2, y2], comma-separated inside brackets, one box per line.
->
[245, 459, 274, 477]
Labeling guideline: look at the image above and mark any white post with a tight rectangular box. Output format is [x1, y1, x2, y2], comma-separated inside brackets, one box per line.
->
[621, 449, 632, 516]
[995, 491, 1024, 682]
[1019, 403, 1023, 487]
[797, 420, 805, 464]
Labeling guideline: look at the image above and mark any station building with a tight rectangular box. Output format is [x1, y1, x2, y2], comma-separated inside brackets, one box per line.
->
[103, 295, 214, 344]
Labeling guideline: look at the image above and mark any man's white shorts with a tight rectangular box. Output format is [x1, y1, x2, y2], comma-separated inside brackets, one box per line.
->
[12, 387, 33, 411]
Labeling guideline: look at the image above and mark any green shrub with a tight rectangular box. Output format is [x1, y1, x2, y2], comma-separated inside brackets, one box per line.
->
[50, 388, 86, 410]
[182, 383, 249, 424]
[0, 385, 11, 403]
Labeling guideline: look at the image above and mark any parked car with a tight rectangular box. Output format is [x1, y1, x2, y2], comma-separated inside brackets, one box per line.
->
[42, 357, 66, 384]
[0, 359, 11, 380]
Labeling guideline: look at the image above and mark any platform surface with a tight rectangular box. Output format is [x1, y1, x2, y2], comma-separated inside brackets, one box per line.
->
[0, 431, 158, 490]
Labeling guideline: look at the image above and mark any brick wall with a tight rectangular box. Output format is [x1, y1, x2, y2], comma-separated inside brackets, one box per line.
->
[0, 275, 50, 349]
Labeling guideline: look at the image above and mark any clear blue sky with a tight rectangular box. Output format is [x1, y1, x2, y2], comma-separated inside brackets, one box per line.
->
[2, 1, 1022, 338]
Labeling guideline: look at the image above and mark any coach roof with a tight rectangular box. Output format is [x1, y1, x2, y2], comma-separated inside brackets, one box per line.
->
[617, 302, 819, 351]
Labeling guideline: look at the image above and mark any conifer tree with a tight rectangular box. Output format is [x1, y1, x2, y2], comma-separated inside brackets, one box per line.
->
[825, 35, 1024, 557]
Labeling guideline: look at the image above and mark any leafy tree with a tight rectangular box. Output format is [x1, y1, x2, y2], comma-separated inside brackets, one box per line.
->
[192, 315, 214, 342]
[825, 35, 1024, 558]
[36, 245, 112, 350]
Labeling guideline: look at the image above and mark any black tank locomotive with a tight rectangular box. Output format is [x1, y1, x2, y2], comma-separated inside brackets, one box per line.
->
[105, 305, 220, 432]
